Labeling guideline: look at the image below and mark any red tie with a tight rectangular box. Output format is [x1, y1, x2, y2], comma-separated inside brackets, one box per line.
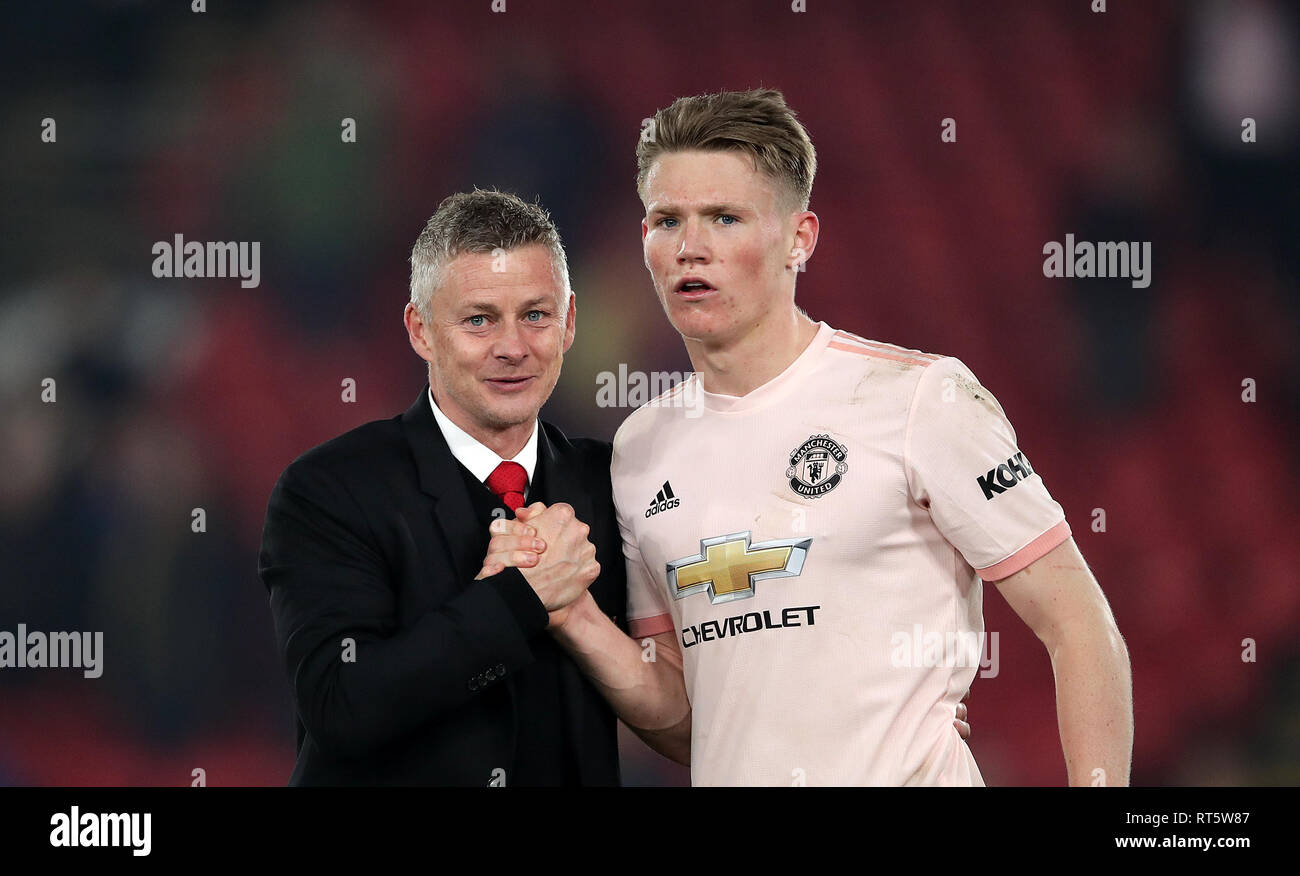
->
[486, 461, 528, 512]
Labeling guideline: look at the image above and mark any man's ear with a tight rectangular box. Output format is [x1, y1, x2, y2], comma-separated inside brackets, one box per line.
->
[404, 302, 434, 363]
[562, 291, 577, 353]
[789, 211, 819, 270]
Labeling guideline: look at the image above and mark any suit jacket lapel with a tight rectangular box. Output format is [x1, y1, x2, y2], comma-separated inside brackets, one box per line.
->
[401, 385, 482, 587]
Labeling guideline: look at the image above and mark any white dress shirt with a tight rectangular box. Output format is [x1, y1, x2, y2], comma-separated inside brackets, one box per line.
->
[427, 387, 538, 498]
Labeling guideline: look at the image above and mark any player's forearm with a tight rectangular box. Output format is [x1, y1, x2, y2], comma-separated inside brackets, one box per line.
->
[1046, 616, 1133, 786]
[627, 707, 692, 766]
[549, 598, 691, 762]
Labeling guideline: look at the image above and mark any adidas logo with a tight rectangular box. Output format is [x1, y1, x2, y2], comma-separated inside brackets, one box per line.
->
[645, 481, 681, 518]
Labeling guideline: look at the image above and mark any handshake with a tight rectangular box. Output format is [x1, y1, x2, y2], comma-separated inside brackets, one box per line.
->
[474, 503, 601, 629]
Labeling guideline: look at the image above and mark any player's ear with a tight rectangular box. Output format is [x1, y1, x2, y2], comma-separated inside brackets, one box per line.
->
[789, 211, 819, 271]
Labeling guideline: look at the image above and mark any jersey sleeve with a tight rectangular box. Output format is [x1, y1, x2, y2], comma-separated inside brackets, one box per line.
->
[612, 434, 674, 638]
[904, 357, 1071, 582]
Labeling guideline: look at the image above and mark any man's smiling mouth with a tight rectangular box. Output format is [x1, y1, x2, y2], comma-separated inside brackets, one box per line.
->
[485, 376, 537, 392]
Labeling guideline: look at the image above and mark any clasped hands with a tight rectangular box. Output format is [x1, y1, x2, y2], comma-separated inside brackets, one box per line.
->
[475, 502, 600, 629]
[471, 502, 972, 741]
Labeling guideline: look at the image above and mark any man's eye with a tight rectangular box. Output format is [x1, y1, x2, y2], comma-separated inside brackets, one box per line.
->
[525, 310, 545, 322]
[716, 214, 738, 225]
[656, 217, 678, 228]
[467, 315, 488, 327]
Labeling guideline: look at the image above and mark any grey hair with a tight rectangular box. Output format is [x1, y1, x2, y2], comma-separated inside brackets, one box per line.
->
[409, 188, 572, 322]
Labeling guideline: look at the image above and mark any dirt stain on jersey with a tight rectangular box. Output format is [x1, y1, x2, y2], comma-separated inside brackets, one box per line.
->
[949, 371, 1003, 418]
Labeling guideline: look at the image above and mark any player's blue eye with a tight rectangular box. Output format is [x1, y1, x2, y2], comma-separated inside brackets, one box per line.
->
[657, 217, 678, 228]
[525, 310, 544, 322]
[467, 315, 487, 327]
[717, 214, 738, 225]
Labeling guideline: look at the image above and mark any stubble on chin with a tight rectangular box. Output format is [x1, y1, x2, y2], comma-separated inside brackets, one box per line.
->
[479, 383, 550, 430]
[475, 402, 534, 431]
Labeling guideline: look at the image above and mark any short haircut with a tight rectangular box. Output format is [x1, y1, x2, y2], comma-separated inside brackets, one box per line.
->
[409, 188, 571, 322]
[635, 88, 817, 211]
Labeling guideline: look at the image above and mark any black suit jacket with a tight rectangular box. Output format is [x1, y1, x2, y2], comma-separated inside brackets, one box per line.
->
[258, 386, 627, 785]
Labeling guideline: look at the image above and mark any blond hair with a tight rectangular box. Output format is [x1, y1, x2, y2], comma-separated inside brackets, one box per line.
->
[636, 88, 817, 210]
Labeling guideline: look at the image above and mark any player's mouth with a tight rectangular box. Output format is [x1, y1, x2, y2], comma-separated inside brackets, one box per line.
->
[674, 277, 716, 301]
[484, 376, 537, 393]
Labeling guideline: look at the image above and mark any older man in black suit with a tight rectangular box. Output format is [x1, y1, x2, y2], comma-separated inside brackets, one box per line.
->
[258, 189, 626, 786]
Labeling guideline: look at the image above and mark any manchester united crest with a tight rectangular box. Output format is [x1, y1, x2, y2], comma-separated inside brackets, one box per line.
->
[786, 434, 848, 498]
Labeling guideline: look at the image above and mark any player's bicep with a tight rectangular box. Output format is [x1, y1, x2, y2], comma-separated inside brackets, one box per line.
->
[993, 537, 1116, 649]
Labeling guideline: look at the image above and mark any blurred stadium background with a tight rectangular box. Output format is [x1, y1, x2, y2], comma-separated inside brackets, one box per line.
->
[1, 0, 1298, 786]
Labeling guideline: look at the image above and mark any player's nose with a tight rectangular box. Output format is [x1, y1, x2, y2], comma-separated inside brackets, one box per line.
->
[676, 216, 710, 263]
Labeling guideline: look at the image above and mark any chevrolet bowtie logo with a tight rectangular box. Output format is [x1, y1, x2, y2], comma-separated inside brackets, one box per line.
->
[667, 531, 813, 604]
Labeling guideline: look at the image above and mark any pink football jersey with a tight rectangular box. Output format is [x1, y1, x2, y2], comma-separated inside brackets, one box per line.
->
[613, 322, 1070, 785]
